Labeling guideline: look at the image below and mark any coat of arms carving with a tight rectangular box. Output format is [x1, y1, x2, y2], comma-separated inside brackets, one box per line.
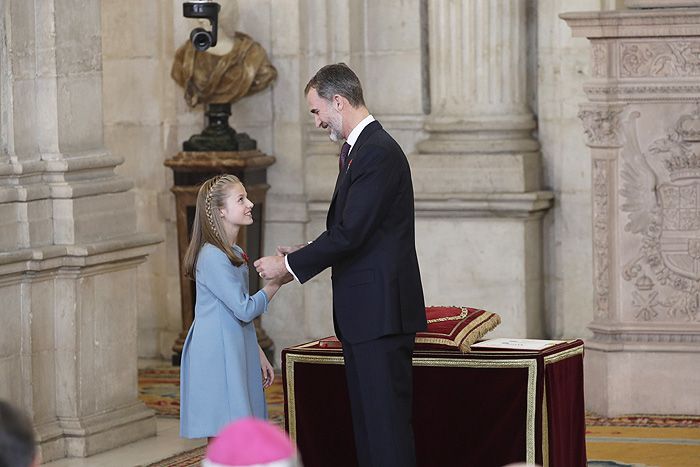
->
[621, 106, 700, 321]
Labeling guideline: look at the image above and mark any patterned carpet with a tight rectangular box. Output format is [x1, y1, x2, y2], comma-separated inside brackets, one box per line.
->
[138, 366, 700, 467]
[585, 413, 700, 428]
[144, 446, 206, 467]
[138, 366, 285, 426]
[585, 418, 700, 467]
[584, 413, 700, 467]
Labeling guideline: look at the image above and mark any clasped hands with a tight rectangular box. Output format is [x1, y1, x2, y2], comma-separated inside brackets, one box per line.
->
[253, 243, 306, 283]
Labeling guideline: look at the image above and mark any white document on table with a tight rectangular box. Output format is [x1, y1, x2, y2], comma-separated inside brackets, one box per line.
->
[471, 338, 566, 350]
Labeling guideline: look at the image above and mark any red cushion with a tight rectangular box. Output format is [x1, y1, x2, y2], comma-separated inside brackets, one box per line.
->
[415, 306, 501, 353]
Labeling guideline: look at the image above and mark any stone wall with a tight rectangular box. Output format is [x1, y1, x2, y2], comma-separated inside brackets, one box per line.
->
[101, 0, 182, 358]
[539, 0, 603, 339]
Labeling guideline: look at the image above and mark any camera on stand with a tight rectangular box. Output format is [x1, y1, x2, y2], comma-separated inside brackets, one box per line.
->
[183, 1, 221, 51]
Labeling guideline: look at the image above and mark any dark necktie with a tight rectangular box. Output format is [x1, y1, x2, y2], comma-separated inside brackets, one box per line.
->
[339, 142, 351, 173]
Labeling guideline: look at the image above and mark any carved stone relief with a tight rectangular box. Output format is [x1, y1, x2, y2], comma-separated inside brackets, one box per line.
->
[591, 42, 608, 78]
[579, 107, 624, 148]
[620, 40, 700, 78]
[563, 3, 700, 418]
[620, 106, 700, 321]
[585, 84, 700, 99]
[589, 325, 700, 344]
[593, 158, 611, 319]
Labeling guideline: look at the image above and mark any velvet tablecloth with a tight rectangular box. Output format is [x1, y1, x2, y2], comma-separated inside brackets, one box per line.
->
[282, 338, 586, 467]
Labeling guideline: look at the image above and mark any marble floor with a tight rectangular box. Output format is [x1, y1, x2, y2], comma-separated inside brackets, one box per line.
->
[42, 359, 205, 467]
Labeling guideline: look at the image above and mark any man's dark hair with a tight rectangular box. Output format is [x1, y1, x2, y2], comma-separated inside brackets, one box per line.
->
[304, 62, 366, 108]
[0, 400, 36, 467]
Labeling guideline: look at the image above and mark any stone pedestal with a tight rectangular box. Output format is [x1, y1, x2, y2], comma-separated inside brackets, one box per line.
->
[19, 237, 161, 460]
[563, 7, 700, 416]
[412, 0, 552, 335]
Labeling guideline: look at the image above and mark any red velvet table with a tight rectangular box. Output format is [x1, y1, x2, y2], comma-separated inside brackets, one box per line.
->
[282, 338, 586, 467]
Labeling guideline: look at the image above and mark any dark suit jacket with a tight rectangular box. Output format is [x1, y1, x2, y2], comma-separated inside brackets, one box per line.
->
[288, 120, 427, 343]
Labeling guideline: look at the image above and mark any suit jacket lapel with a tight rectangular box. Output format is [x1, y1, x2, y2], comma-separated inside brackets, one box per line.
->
[330, 170, 344, 205]
[329, 121, 383, 204]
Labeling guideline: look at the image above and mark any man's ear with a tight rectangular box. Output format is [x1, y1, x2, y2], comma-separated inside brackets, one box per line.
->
[332, 94, 344, 111]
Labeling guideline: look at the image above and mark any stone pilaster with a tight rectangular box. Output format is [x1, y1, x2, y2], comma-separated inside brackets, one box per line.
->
[412, 0, 552, 337]
[421, 0, 533, 138]
[563, 7, 700, 416]
[0, 0, 158, 461]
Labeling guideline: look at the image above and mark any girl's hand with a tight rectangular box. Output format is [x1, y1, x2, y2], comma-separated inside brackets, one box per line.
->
[260, 351, 274, 389]
[270, 271, 294, 286]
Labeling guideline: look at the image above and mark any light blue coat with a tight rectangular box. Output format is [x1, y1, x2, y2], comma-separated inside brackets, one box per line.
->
[180, 243, 269, 438]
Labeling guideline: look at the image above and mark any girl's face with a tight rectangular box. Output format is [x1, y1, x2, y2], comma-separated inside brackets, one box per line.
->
[219, 183, 254, 236]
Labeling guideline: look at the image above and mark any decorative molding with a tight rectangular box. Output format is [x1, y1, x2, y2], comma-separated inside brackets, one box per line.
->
[308, 192, 554, 219]
[579, 107, 624, 148]
[586, 84, 700, 95]
[592, 159, 611, 319]
[413, 193, 553, 218]
[562, 10, 700, 39]
[591, 42, 608, 78]
[0, 233, 161, 279]
[588, 323, 700, 346]
[626, 0, 700, 9]
[0, 151, 128, 202]
[585, 84, 700, 102]
[620, 40, 700, 78]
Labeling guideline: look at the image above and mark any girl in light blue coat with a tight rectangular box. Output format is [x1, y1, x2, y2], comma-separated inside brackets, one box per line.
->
[180, 174, 291, 441]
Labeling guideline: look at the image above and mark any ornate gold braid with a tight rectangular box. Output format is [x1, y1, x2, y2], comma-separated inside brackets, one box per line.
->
[426, 306, 469, 324]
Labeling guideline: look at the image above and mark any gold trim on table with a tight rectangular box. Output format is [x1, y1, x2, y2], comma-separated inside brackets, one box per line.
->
[285, 353, 538, 465]
[540, 341, 583, 466]
[284, 354, 345, 442]
[543, 344, 583, 365]
[542, 384, 549, 467]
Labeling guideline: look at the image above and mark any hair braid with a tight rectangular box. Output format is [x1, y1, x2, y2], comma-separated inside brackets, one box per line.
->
[183, 173, 246, 279]
[205, 176, 223, 238]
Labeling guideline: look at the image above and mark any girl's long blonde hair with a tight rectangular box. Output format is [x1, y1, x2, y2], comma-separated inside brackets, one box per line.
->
[183, 174, 245, 279]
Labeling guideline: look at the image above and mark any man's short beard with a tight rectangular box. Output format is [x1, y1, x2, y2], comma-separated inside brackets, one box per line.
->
[328, 113, 343, 142]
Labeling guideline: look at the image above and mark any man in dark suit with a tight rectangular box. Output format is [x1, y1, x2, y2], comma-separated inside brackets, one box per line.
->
[254, 63, 426, 467]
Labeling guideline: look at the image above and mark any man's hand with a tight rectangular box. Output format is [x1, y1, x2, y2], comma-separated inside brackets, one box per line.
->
[254, 255, 287, 281]
[276, 243, 307, 256]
